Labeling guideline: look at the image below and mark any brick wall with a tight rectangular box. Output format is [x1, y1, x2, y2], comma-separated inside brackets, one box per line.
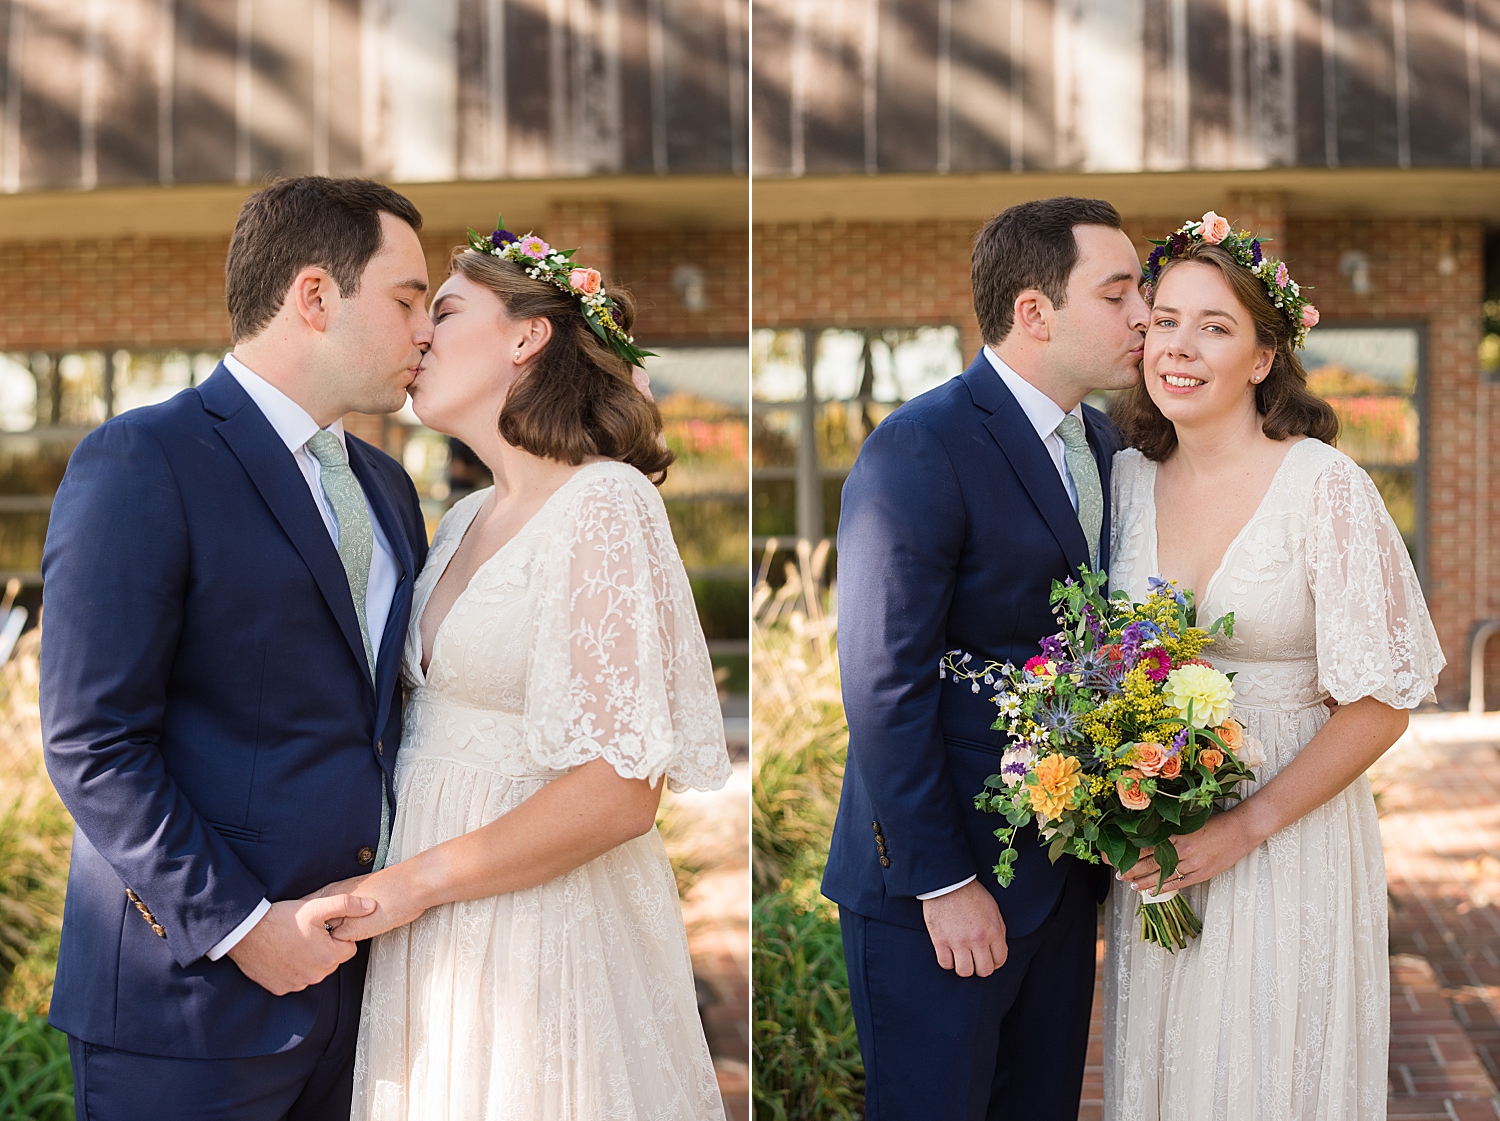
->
[753, 213, 1500, 707]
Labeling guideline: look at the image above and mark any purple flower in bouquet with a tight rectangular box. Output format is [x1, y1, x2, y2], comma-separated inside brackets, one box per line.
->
[1037, 698, 1082, 741]
[1039, 633, 1067, 661]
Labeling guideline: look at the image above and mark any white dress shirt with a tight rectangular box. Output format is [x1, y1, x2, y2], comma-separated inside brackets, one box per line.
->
[916, 348, 1088, 903]
[205, 353, 402, 960]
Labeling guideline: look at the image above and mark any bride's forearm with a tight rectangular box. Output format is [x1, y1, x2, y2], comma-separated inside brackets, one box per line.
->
[403, 757, 665, 910]
[1230, 696, 1408, 846]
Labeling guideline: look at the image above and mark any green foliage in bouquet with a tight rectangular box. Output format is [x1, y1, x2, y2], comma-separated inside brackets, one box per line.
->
[943, 567, 1262, 949]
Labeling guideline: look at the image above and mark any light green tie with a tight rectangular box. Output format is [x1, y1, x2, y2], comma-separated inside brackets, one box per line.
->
[1055, 414, 1103, 571]
[306, 430, 390, 869]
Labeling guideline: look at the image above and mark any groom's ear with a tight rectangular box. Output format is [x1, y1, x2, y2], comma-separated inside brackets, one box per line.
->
[289, 266, 338, 334]
[1012, 289, 1055, 344]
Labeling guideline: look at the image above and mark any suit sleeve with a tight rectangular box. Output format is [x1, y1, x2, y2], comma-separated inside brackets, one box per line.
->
[836, 418, 977, 896]
[41, 420, 268, 967]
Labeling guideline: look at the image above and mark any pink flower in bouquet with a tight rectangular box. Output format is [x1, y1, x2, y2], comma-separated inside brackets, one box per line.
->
[1117, 769, 1152, 811]
[1023, 656, 1058, 679]
[569, 267, 602, 295]
[1139, 649, 1172, 682]
[1215, 718, 1245, 755]
[1199, 211, 1231, 244]
[1159, 753, 1183, 779]
[1198, 747, 1225, 770]
[1301, 304, 1320, 328]
[1132, 741, 1168, 777]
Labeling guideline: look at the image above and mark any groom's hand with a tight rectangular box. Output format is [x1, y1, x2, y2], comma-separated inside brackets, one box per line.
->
[226, 894, 375, 996]
[921, 880, 1008, 978]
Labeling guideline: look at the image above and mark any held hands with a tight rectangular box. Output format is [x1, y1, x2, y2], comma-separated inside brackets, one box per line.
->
[1119, 810, 1259, 894]
[921, 879, 1008, 978]
[325, 863, 430, 943]
[226, 894, 374, 996]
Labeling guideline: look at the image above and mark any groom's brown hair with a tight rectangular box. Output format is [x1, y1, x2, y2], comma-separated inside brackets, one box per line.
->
[972, 196, 1124, 345]
[225, 176, 423, 342]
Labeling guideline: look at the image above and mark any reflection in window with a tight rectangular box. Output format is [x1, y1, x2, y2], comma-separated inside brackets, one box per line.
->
[752, 327, 964, 549]
[1300, 326, 1423, 578]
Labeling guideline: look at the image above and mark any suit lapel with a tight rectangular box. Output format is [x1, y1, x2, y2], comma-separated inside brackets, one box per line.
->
[199, 366, 375, 693]
[962, 359, 1090, 574]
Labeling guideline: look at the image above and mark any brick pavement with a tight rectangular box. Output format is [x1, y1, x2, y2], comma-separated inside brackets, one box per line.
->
[1079, 713, 1500, 1119]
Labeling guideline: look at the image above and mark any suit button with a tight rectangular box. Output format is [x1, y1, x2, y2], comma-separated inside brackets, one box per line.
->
[871, 821, 880, 832]
[377, 739, 384, 755]
[357, 846, 376, 865]
[125, 888, 140, 903]
[880, 857, 892, 868]
[150, 923, 166, 938]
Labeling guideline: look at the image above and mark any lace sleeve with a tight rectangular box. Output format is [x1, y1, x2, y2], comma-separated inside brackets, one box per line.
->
[1307, 455, 1445, 707]
[525, 467, 731, 792]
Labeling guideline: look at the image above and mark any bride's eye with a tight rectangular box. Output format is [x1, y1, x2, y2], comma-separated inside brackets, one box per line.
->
[1153, 317, 1176, 329]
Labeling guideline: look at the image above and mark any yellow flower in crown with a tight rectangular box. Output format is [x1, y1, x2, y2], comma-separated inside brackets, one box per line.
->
[1164, 663, 1235, 728]
[1028, 754, 1083, 819]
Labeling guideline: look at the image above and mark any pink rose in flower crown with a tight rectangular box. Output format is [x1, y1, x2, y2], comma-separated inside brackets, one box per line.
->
[1116, 769, 1152, 811]
[1199, 211, 1231, 244]
[569, 267, 603, 296]
[1300, 304, 1320, 328]
[1132, 741, 1169, 777]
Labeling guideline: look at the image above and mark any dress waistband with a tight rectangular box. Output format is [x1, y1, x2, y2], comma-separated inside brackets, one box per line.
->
[401, 690, 567, 781]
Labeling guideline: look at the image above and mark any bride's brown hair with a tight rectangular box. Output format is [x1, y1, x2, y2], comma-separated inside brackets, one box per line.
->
[1112, 241, 1339, 462]
[449, 247, 674, 484]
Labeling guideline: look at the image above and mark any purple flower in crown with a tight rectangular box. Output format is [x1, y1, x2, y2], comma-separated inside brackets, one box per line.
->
[1146, 245, 1168, 275]
[1274, 261, 1289, 287]
[490, 228, 519, 250]
[1250, 239, 1263, 265]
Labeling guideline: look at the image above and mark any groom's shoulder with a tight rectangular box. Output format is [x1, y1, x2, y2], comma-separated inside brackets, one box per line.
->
[71, 385, 212, 460]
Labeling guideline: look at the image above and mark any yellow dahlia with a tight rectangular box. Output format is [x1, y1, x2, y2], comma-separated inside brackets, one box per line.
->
[1164, 664, 1234, 728]
[1028, 754, 1082, 818]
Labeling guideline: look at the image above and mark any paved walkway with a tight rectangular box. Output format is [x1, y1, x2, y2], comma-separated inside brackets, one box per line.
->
[1080, 713, 1500, 1120]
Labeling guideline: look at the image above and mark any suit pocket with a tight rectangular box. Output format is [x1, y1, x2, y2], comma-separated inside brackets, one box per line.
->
[207, 821, 261, 843]
[944, 734, 1004, 755]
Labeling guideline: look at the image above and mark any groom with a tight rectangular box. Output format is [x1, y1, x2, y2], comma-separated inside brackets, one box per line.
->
[41, 177, 431, 1120]
[823, 196, 1148, 1119]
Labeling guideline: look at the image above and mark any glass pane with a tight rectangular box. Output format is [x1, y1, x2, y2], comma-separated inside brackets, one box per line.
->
[0, 433, 83, 495]
[823, 474, 848, 538]
[643, 347, 748, 409]
[751, 477, 796, 537]
[1302, 328, 1418, 393]
[816, 399, 898, 470]
[114, 350, 197, 415]
[0, 510, 50, 570]
[0, 354, 36, 432]
[812, 330, 866, 401]
[1323, 395, 1419, 465]
[751, 329, 805, 402]
[657, 356, 748, 500]
[753, 407, 801, 468]
[664, 497, 749, 571]
[56, 352, 107, 427]
[882, 325, 964, 401]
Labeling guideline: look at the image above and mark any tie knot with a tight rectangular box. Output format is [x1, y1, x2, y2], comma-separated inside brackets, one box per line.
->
[1055, 413, 1088, 449]
[306, 429, 347, 469]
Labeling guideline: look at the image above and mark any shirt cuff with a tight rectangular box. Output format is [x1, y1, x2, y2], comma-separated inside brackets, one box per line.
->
[205, 898, 271, 961]
[916, 875, 977, 900]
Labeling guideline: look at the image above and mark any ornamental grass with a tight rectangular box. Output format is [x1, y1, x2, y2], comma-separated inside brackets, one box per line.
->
[751, 541, 864, 1120]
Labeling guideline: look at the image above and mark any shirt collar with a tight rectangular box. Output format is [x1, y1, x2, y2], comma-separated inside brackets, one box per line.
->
[982, 346, 1083, 444]
[222, 353, 346, 457]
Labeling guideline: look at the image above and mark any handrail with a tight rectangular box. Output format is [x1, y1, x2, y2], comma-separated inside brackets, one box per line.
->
[1471, 620, 1500, 714]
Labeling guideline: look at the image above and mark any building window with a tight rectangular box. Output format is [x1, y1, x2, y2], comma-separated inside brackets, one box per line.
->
[751, 326, 964, 551]
[1300, 325, 1424, 581]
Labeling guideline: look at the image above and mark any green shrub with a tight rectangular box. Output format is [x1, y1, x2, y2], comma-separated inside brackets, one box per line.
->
[752, 891, 863, 1121]
[0, 1010, 72, 1121]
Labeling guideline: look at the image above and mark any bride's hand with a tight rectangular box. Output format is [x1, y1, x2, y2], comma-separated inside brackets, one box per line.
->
[326, 864, 430, 942]
[1119, 811, 1259, 893]
[304, 875, 369, 901]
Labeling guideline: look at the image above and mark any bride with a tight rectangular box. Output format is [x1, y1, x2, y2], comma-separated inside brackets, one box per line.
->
[327, 223, 730, 1119]
[1103, 220, 1444, 1119]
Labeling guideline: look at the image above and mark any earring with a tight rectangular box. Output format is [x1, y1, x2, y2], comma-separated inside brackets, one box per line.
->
[514, 350, 522, 362]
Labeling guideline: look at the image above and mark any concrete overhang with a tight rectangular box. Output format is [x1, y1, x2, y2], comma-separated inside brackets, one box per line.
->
[751, 167, 1500, 225]
[0, 174, 748, 241]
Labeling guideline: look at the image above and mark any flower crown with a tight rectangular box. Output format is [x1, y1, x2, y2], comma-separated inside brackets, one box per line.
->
[1141, 212, 1319, 349]
[465, 216, 653, 368]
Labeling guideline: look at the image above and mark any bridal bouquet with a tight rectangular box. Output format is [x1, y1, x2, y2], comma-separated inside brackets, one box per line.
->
[940, 568, 1263, 950]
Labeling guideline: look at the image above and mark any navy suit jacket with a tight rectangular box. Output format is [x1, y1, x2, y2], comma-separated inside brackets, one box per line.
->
[822, 355, 1118, 939]
[41, 365, 427, 1059]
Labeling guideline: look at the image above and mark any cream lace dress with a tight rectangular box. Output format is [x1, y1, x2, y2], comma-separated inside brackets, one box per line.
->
[1102, 439, 1444, 1121]
[350, 461, 731, 1121]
